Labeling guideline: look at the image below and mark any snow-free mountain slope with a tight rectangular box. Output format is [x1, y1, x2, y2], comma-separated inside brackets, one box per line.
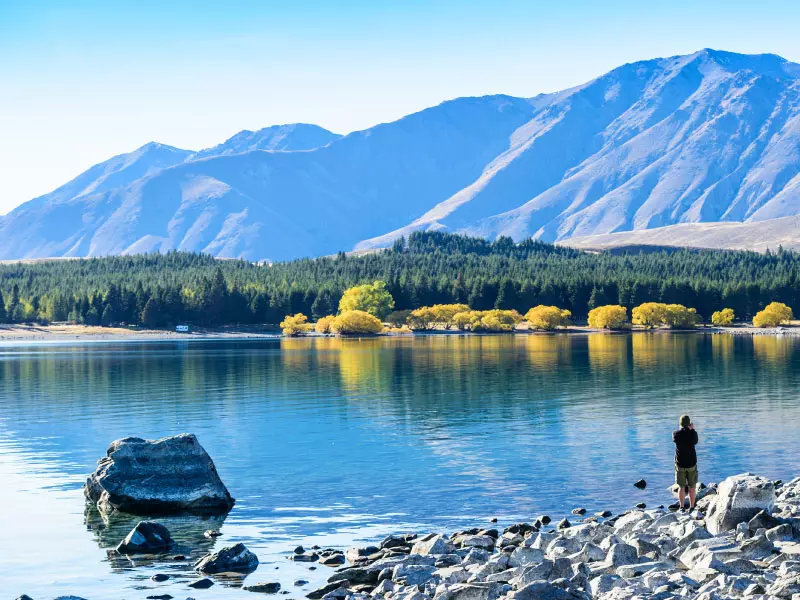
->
[561, 215, 800, 252]
[2, 49, 800, 261]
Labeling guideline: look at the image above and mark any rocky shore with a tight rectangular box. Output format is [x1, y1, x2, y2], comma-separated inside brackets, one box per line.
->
[21, 436, 800, 600]
[306, 474, 800, 600]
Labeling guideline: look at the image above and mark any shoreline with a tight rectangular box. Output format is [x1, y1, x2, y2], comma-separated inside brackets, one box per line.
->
[1, 323, 799, 344]
[44, 472, 800, 600]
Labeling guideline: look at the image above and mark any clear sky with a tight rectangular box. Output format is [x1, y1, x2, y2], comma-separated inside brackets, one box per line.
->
[2, 0, 800, 214]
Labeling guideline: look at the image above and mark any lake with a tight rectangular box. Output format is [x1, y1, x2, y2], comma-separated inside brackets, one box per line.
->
[1, 333, 800, 599]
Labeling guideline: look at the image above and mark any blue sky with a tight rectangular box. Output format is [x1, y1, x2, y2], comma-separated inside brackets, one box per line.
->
[2, 0, 800, 213]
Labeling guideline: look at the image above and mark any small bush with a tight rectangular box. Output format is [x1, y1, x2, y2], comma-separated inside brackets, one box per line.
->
[315, 315, 336, 334]
[332, 310, 383, 335]
[525, 305, 571, 330]
[711, 308, 735, 326]
[280, 313, 312, 336]
[587, 305, 628, 330]
[753, 302, 793, 328]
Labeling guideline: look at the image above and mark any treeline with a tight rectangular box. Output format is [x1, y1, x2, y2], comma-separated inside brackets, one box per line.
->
[1, 232, 800, 327]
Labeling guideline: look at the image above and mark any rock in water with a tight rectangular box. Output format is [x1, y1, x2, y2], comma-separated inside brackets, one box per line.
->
[705, 474, 775, 534]
[84, 434, 235, 515]
[242, 582, 281, 593]
[633, 479, 647, 489]
[116, 521, 173, 554]
[188, 578, 215, 589]
[195, 542, 259, 574]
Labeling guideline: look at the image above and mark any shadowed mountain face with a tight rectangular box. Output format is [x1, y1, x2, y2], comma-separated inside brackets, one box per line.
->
[2, 49, 800, 261]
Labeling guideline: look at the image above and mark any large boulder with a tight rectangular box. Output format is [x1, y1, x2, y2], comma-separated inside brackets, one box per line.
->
[706, 474, 775, 534]
[194, 542, 259, 573]
[85, 434, 234, 515]
[115, 521, 173, 554]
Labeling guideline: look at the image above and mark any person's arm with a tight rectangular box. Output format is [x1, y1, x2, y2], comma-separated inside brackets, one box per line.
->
[692, 429, 698, 445]
[672, 430, 677, 443]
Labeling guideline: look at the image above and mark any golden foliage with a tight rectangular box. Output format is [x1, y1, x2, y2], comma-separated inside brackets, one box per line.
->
[525, 305, 571, 330]
[452, 309, 522, 332]
[280, 313, 312, 336]
[663, 304, 700, 329]
[631, 302, 668, 329]
[711, 307, 735, 326]
[753, 302, 793, 328]
[631, 302, 699, 329]
[337, 280, 395, 319]
[587, 305, 628, 330]
[331, 310, 384, 335]
[407, 303, 471, 330]
[315, 315, 336, 334]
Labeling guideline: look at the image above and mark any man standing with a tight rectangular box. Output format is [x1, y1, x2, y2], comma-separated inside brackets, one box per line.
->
[673, 415, 699, 511]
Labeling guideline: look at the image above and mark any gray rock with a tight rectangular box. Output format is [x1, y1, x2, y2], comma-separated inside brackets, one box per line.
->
[412, 535, 457, 556]
[291, 551, 320, 562]
[116, 521, 173, 554]
[16, 596, 35, 600]
[705, 474, 775, 534]
[572, 508, 586, 515]
[393, 564, 437, 586]
[307, 581, 347, 599]
[194, 542, 259, 574]
[557, 518, 571, 529]
[328, 567, 380, 585]
[589, 574, 625, 595]
[433, 582, 505, 600]
[768, 524, 796, 542]
[748, 509, 782, 532]
[634, 479, 647, 489]
[188, 578, 215, 589]
[151, 573, 170, 582]
[243, 582, 281, 594]
[739, 533, 775, 559]
[508, 546, 545, 568]
[372, 579, 396, 595]
[459, 535, 496, 551]
[320, 553, 347, 567]
[84, 434, 234, 515]
[603, 543, 638, 567]
[616, 561, 670, 578]
[346, 546, 380, 564]
[509, 560, 554, 587]
[511, 581, 576, 600]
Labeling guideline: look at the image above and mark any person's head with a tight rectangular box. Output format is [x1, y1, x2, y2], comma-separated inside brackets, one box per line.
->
[679, 414, 691, 428]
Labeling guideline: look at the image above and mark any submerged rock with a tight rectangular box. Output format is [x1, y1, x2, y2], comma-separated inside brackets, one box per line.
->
[84, 433, 235, 515]
[243, 582, 281, 593]
[116, 521, 173, 554]
[188, 578, 215, 589]
[194, 542, 259, 573]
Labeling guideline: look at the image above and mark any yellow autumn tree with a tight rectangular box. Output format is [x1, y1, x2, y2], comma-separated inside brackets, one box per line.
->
[587, 305, 628, 330]
[338, 280, 395, 319]
[331, 310, 384, 335]
[315, 315, 336, 334]
[632, 302, 668, 329]
[281, 313, 311, 336]
[453, 310, 483, 331]
[663, 304, 700, 329]
[525, 305, 571, 330]
[753, 302, 794, 328]
[408, 304, 470, 330]
[711, 308, 735, 326]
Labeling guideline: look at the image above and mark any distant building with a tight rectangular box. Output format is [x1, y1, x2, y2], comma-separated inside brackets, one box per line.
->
[176, 325, 190, 333]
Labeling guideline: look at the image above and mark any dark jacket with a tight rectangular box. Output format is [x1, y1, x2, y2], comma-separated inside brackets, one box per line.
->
[673, 427, 698, 468]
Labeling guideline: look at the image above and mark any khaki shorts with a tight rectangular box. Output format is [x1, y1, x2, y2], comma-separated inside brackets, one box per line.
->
[675, 465, 698, 488]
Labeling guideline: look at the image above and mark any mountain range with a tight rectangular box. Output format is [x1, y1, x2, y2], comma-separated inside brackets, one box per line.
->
[2, 48, 800, 261]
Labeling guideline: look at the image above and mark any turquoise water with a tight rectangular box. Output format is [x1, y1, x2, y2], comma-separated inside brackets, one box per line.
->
[1, 333, 800, 599]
